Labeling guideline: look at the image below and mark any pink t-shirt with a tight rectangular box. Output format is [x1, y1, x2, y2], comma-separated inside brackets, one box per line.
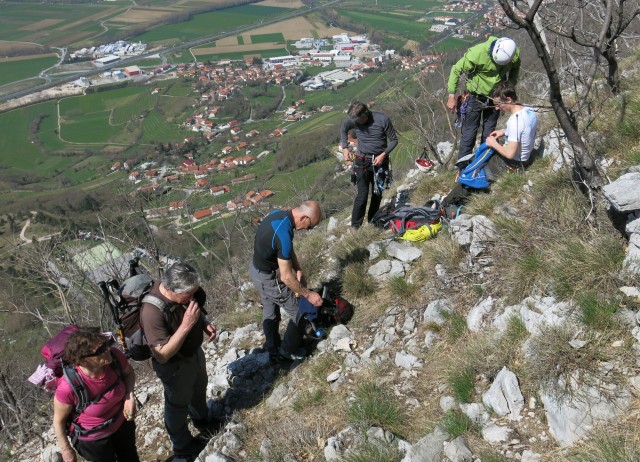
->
[55, 348, 128, 441]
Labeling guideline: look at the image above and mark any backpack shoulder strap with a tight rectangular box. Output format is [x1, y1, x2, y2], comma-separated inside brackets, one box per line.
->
[63, 365, 88, 414]
[141, 294, 173, 324]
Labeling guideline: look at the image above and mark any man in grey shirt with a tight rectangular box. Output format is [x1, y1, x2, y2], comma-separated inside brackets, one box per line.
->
[340, 101, 398, 228]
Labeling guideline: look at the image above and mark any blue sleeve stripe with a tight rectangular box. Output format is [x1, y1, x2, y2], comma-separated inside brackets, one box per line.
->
[271, 216, 293, 259]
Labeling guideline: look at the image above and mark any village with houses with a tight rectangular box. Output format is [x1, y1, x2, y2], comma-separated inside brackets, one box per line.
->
[98, 0, 512, 235]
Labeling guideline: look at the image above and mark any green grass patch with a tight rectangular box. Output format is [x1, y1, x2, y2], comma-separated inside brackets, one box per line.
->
[236, 35, 244, 45]
[250, 32, 285, 44]
[447, 366, 475, 403]
[577, 292, 619, 330]
[441, 409, 473, 437]
[194, 48, 289, 61]
[347, 381, 407, 435]
[292, 387, 326, 413]
[387, 276, 418, 303]
[133, 5, 293, 44]
[0, 55, 59, 87]
[442, 311, 467, 343]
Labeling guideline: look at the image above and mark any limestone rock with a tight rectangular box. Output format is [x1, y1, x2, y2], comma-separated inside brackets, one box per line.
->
[482, 367, 524, 421]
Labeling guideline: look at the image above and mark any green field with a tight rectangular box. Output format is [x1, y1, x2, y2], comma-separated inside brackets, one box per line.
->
[57, 86, 189, 145]
[0, 101, 106, 188]
[0, 3, 112, 44]
[133, 5, 294, 44]
[250, 33, 285, 44]
[0, 56, 59, 87]
[340, 8, 436, 43]
[194, 48, 289, 61]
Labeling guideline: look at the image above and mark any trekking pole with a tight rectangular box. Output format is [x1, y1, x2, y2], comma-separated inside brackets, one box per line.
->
[97, 281, 130, 357]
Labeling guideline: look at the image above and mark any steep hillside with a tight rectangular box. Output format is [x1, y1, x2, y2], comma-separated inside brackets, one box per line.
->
[14, 59, 640, 462]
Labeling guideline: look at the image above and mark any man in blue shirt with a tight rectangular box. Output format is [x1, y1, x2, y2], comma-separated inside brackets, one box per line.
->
[340, 102, 398, 228]
[250, 201, 323, 362]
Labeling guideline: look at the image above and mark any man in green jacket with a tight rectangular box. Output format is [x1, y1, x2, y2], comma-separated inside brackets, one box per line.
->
[447, 36, 520, 164]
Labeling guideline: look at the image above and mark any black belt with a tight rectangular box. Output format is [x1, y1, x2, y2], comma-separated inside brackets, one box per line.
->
[256, 267, 275, 275]
[355, 154, 375, 161]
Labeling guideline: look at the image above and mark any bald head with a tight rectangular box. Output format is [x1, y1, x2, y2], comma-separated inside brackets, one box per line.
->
[292, 200, 322, 230]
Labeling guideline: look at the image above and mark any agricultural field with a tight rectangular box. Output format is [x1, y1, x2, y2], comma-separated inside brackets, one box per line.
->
[0, 55, 59, 87]
[192, 16, 348, 58]
[339, 8, 438, 44]
[57, 86, 191, 145]
[194, 48, 289, 61]
[133, 5, 294, 45]
[250, 33, 285, 44]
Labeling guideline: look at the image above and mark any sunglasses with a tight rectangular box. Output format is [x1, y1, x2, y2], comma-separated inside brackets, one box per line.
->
[83, 342, 109, 358]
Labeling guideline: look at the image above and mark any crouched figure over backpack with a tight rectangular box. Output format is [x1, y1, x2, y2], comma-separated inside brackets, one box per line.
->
[52, 328, 139, 462]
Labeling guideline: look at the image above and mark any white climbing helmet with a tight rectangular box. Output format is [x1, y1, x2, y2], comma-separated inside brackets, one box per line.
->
[491, 37, 517, 65]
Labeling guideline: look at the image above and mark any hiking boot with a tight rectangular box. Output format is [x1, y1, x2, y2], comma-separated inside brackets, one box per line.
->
[174, 437, 207, 457]
[194, 417, 224, 440]
[278, 346, 305, 361]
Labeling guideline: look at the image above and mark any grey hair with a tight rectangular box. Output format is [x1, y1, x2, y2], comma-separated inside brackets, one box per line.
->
[161, 262, 200, 293]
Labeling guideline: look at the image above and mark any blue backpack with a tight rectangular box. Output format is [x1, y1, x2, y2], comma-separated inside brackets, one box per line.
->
[457, 142, 495, 190]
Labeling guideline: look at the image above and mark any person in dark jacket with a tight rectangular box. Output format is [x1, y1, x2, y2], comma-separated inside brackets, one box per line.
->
[340, 102, 398, 228]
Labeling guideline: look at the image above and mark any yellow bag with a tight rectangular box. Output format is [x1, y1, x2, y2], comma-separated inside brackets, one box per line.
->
[399, 221, 442, 242]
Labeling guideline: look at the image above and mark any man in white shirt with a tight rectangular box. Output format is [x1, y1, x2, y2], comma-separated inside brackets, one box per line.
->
[484, 81, 538, 179]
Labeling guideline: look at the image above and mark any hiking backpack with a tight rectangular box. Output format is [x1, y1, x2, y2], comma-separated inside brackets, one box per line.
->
[297, 289, 354, 339]
[39, 326, 123, 439]
[372, 200, 443, 236]
[100, 273, 173, 361]
[457, 142, 495, 190]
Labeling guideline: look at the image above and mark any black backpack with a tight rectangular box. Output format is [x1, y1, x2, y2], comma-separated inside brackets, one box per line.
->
[372, 200, 443, 235]
[99, 274, 173, 361]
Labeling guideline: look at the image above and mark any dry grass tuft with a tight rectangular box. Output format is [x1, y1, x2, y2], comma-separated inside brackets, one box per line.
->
[523, 320, 635, 400]
[557, 415, 640, 461]
[413, 169, 457, 201]
[346, 380, 408, 436]
[487, 167, 625, 302]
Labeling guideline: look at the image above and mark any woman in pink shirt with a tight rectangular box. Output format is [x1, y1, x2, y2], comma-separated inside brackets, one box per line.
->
[52, 328, 139, 462]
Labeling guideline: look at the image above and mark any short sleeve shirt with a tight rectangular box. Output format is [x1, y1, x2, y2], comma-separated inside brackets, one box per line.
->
[139, 282, 206, 358]
[252, 209, 294, 272]
[505, 107, 538, 162]
[55, 348, 128, 441]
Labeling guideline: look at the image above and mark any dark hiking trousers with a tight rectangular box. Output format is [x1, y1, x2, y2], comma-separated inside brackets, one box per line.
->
[352, 157, 383, 228]
[152, 348, 209, 452]
[249, 262, 303, 356]
[457, 94, 500, 162]
[75, 420, 139, 462]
